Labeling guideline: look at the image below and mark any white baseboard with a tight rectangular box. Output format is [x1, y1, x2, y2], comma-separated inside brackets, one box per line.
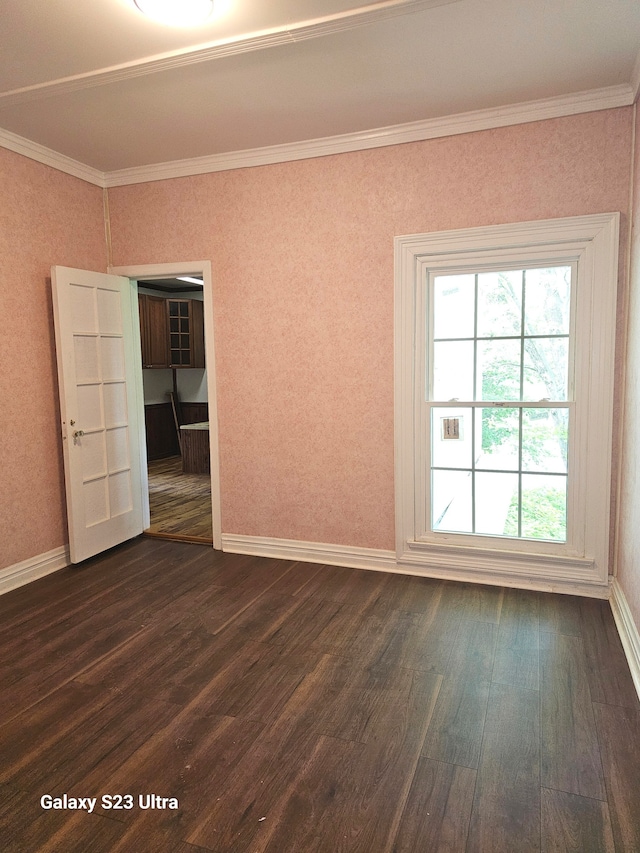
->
[610, 578, 640, 703]
[221, 534, 610, 597]
[221, 534, 397, 573]
[0, 546, 70, 596]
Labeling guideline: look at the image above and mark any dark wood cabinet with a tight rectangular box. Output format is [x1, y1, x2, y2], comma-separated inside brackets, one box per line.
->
[167, 298, 205, 368]
[139, 294, 169, 368]
[144, 402, 179, 459]
[139, 293, 205, 369]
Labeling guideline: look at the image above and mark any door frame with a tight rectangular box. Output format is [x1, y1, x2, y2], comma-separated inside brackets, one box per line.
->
[109, 260, 222, 549]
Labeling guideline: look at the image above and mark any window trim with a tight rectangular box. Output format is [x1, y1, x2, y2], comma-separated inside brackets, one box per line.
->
[394, 214, 619, 590]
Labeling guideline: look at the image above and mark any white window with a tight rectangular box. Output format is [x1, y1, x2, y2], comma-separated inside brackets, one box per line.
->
[394, 214, 619, 591]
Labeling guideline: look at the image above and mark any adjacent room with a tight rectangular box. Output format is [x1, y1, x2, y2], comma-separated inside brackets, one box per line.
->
[137, 276, 213, 544]
[1, 0, 640, 850]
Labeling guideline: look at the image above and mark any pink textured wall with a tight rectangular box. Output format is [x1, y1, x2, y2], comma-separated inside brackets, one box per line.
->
[0, 148, 107, 570]
[617, 102, 640, 627]
[108, 107, 633, 552]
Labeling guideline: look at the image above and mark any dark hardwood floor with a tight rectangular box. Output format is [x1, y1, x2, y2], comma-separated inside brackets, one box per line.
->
[146, 456, 213, 544]
[1, 537, 639, 852]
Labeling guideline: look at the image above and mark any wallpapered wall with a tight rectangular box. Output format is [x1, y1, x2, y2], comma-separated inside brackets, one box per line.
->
[617, 103, 640, 629]
[0, 147, 107, 570]
[108, 108, 633, 555]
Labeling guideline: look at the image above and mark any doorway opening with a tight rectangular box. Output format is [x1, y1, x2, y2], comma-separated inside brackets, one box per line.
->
[137, 275, 212, 543]
[110, 261, 222, 550]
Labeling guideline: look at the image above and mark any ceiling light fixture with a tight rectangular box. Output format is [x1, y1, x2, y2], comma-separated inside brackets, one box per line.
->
[133, 0, 214, 27]
[177, 276, 204, 284]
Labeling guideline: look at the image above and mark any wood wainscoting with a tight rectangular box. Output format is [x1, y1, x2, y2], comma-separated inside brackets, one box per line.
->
[144, 401, 209, 460]
[144, 402, 179, 460]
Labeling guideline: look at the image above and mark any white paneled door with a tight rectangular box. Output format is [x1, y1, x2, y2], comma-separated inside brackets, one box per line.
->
[52, 267, 144, 563]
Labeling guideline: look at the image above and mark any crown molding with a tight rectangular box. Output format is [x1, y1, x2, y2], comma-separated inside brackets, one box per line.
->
[0, 0, 460, 108]
[0, 83, 633, 189]
[104, 83, 634, 187]
[0, 127, 106, 186]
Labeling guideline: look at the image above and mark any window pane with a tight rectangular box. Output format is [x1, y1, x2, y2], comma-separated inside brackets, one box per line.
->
[476, 339, 521, 401]
[475, 407, 519, 470]
[524, 267, 571, 336]
[523, 337, 569, 401]
[477, 270, 522, 337]
[433, 274, 475, 339]
[475, 471, 518, 535]
[522, 408, 568, 473]
[520, 474, 567, 541]
[433, 340, 474, 400]
[432, 408, 472, 469]
[432, 469, 472, 533]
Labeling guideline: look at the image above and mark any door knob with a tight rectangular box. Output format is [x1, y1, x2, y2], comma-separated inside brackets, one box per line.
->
[73, 430, 85, 440]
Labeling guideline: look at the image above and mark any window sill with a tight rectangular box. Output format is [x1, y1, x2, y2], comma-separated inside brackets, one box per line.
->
[400, 537, 603, 587]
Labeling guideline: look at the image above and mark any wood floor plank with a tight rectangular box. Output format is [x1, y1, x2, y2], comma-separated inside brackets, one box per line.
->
[202, 553, 295, 594]
[541, 788, 615, 852]
[455, 583, 505, 624]
[0, 537, 167, 631]
[491, 585, 540, 691]
[2, 805, 126, 853]
[538, 593, 584, 637]
[422, 621, 496, 769]
[421, 678, 491, 771]
[1, 613, 149, 722]
[374, 602, 462, 675]
[258, 670, 442, 853]
[174, 584, 295, 638]
[90, 712, 265, 829]
[263, 560, 326, 596]
[363, 573, 444, 617]
[184, 702, 326, 849]
[258, 595, 347, 652]
[393, 758, 476, 853]
[540, 631, 605, 801]
[309, 659, 424, 745]
[466, 682, 540, 853]
[196, 640, 322, 724]
[74, 620, 232, 697]
[0, 688, 179, 794]
[580, 598, 640, 709]
[307, 600, 440, 668]
[285, 562, 389, 606]
[593, 702, 640, 852]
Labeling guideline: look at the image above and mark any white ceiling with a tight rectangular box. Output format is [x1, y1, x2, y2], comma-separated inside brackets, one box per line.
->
[0, 0, 639, 181]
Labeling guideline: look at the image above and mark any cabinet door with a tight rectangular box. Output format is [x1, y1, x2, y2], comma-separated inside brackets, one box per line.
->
[139, 294, 169, 368]
[167, 299, 191, 367]
[190, 299, 205, 368]
[167, 299, 205, 368]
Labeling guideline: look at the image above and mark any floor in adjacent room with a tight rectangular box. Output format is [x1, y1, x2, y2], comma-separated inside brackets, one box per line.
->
[146, 456, 213, 544]
[1, 537, 639, 852]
